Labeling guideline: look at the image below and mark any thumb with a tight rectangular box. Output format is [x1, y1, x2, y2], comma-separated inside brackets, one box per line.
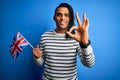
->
[66, 31, 74, 38]
[36, 45, 39, 48]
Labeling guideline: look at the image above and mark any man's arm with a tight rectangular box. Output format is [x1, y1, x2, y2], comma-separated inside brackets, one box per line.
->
[32, 45, 44, 66]
[80, 45, 95, 68]
[34, 56, 44, 66]
[67, 12, 95, 67]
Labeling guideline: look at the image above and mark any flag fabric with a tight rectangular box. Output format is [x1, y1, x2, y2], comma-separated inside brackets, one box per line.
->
[9, 32, 29, 60]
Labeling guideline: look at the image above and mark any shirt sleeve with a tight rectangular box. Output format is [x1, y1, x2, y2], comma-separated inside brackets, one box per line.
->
[34, 56, 44, 66]
[77, 45, 95, 68]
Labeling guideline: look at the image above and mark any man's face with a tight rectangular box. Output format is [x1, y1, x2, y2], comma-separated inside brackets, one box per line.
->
[54, 7, 70, 30]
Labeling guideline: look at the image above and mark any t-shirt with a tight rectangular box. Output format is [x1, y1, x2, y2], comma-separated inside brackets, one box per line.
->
[34, 30, 95, 80]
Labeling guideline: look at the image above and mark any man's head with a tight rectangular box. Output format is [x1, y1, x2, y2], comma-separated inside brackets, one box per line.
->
[54, 3, 75, 37]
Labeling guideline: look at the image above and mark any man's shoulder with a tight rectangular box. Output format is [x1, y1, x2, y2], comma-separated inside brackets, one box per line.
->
[41, 30, 54, 36]
[44, 30, 54, 34]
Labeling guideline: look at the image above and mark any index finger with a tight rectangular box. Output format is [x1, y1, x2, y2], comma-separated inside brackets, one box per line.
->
[83, 13, 87, 23]
[75, 12, 82, 26]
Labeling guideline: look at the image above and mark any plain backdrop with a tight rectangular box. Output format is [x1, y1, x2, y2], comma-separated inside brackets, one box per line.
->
[0, 0, 120, 80]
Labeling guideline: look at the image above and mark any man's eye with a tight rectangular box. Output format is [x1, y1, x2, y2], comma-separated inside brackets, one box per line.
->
[65, 14, 69, 17]
[56, 13, 61, 17]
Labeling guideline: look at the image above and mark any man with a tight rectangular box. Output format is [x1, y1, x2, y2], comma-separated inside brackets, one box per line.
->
[33, 3, 95, 80]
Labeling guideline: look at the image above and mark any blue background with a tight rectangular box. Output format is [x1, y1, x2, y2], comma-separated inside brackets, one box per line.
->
[0, 0, 120, 80]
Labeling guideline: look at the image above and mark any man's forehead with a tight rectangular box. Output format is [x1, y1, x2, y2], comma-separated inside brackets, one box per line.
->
[56, 7, 69, 13]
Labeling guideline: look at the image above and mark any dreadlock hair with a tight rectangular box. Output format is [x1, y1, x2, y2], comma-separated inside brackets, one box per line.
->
[54, 3, 75, 39]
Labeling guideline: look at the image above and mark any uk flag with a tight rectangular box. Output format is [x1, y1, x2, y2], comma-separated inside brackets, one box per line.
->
[9, 32, 29, 60]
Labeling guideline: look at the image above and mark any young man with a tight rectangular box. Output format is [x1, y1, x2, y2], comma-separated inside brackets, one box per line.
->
[33, 3, 95, 80]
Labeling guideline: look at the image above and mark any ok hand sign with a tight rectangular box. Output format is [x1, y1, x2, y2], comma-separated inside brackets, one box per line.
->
[66, 12, 89, 44]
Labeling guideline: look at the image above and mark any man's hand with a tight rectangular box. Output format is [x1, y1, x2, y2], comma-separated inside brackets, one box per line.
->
[66, 12, 89, 44]
[32, 45, 42, 58]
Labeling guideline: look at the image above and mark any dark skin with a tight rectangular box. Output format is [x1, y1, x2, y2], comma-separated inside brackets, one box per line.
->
[33, 7, 89, 58]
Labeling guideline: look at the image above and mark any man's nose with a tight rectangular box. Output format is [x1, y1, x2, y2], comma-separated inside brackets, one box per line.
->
[61, 15, 65, 20]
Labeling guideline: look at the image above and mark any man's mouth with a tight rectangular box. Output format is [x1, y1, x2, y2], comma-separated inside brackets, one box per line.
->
[60, 21, 66, 25]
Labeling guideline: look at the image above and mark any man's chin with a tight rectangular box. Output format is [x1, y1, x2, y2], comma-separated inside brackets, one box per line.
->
[60, 26, 68, 29]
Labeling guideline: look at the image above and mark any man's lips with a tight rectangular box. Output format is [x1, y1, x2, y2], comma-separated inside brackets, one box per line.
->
[60, 21, 66, 25]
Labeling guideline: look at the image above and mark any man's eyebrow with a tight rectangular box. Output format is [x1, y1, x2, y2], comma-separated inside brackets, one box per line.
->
[56, 12, 69, 14]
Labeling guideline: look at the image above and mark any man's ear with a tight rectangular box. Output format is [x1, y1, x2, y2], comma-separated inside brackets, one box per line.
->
[53, 15, 56, 21]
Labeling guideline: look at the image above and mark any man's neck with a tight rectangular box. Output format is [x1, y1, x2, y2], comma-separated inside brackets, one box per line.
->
[55, 28, 68, 34]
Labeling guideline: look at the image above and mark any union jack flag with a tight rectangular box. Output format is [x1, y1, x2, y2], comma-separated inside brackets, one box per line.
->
[9, 32, 29, 60]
